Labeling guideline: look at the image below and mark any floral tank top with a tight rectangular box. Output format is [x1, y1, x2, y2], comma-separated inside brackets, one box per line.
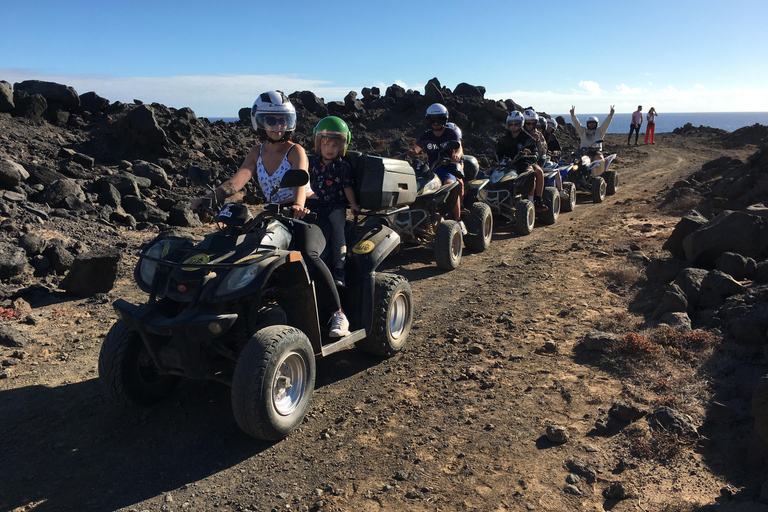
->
[256, 144, 311, 204]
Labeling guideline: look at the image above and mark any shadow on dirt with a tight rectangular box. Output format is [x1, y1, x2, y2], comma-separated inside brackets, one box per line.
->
[0, 347, 384, 512]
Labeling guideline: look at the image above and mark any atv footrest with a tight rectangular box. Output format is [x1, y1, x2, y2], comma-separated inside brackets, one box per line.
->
[320, 329, 366, 357]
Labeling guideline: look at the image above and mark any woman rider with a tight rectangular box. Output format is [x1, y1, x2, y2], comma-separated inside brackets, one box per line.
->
[191, 91, 350, 337]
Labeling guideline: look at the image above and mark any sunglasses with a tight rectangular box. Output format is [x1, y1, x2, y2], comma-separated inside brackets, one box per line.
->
[524, 121, 536, 126]
[508, 122, 522, 127]
[264, 116, 288, 127]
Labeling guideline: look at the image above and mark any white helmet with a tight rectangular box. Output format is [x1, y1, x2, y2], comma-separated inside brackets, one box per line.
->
[250, 91, 297, 133]
[446, 122, 462, 140]
[586, 116, 599, 126]
[522, 109, 539, 123]
[546, 118, 557, 131]
[537, 117, 547, 130]
[426, 103, 449, 125]
[506, 110, 524, 127]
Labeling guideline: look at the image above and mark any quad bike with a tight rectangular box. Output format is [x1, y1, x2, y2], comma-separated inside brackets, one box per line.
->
[541, 158, 577, 213]
[561, 141, 618, 203]
[469, 152, 560, 235]
[362, 141, 492, 271]
[98, 169, 414, 441]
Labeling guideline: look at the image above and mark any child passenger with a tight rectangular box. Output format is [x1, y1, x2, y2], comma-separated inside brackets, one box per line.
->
[308, 116, 360, 288]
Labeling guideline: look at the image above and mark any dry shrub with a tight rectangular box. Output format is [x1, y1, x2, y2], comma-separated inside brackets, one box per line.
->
[600, 261, 644, 286]
[659, 501, 703, 512]
[615, 327, 718, 362]
[624, 424, 682, 461]
[649, 325, 718, 362]
[0, 307, 22, 321]
[620, 332, 663, 358]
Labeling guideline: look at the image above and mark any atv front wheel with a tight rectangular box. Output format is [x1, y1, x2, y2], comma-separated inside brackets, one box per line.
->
[591, 176, 607, 203]
[604, 170, 618, 195]
[434, 220, 462, 270]
[515, 199, 535, 235]
[231, 326, 315, 440]
[539, 186, 560, 225]
[98, 320, 180, 406]
[464, 202, 493, 253]
[561, 182, 577, 213]
[357, 273, 413, 357]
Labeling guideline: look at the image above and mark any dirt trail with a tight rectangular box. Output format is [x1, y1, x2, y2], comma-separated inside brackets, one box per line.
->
[0, 133, 759, 512]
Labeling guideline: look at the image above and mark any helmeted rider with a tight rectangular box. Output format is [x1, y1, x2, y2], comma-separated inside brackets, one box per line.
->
[407, 103, 467, 234]
[570, 105, 615, 161]
[495, 110, 547, 212]
[544, 118, 562, 157]
[308, 116, 360, 289]
[191, 91, 351, 338]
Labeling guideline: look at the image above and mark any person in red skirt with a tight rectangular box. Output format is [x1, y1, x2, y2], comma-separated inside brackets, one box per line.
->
[645, 107, 658, 144]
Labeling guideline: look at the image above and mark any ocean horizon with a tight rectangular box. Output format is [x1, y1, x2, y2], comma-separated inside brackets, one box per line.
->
[206, 111, 768, 134]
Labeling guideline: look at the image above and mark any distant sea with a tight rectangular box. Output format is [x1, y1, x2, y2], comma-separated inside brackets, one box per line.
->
[555, 112, 768, 134]
[206, 112, 768, 134]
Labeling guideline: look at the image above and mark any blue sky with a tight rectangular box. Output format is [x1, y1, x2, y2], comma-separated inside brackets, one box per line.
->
[2, 0, 767, 118]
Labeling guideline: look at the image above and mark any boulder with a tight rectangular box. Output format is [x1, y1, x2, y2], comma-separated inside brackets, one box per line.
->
[646, 257, 687, 283]
[79, 91, 110, 113]
[0, 325, 31, 348]
[717, 252, 757, 280]
[14, 80, 80, 110]
[647, 406, 698, 438]
[674, 267, 709, 308]
[662, 210, 708, 260]
[582, 331, 619, 352]
[454, 82, 486, 98]
[652, 284, 689, 319]
[18, 233, 47, 256]
[132, 160, 171, 188]
[42, 179, 86, 209]
[0, 158, 30, 189]
[42, 242, 75, 275]
[120, 104, 169, 150]
[60, 246, 122, 296]
[683, 210, 768, 267]
[12, 91, 47, 123]
[0, 242, 29, 279]
[0, 80, 14, 112]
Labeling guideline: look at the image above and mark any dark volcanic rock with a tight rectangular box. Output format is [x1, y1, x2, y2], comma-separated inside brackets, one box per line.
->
[14, 80, 80, 110]
[60, 246, 122, 296]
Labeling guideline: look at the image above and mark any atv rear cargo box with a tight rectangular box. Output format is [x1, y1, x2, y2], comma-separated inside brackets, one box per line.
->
[345, 151, 417, 210]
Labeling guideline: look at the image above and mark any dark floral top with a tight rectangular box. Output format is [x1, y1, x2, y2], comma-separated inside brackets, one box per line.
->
[309, 155, 353, 215]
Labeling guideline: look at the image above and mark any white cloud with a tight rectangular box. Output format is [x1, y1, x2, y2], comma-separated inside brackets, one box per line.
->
[578, 80, 602, 96]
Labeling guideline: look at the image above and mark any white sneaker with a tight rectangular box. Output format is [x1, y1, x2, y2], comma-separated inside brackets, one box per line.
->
[459, 220, 468, 235]
[329, 310, 350, 337]
[559, 189, 570, 200]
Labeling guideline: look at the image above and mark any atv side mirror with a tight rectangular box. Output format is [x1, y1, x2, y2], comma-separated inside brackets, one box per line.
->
[280, 169, 310, 189]
[444, 140, 460, 151]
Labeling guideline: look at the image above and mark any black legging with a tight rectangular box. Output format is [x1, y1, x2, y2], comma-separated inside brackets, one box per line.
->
[292, 217, 341, 315]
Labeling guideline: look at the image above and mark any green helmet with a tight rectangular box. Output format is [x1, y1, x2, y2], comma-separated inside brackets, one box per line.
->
[313, 116, 351, 156]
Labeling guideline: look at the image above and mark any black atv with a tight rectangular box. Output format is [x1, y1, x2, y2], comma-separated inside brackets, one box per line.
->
[469, 153, 560, 235]
[362, 141, 492, 270]
[98, 169, 414, 440]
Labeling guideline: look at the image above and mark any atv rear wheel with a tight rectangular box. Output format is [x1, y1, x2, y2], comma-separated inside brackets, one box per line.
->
[98, 320, 180, 406]
[231, 326, 315, 440]
[591, 176, 607, 203]
[604, 170, 618, 195]
[539, 186, 560, 225]
[515, 199, 535, 235]
[434, 220, 462, 270]
[357, 273, 413, 357]
[464, 202, 493, 253]
[561, 182, 577, 213]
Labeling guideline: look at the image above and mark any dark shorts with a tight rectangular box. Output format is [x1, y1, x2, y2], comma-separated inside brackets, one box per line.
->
[434, 168, 458, 183]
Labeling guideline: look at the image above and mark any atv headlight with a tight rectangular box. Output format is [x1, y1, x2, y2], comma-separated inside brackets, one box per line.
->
[217, 264, 260, 296]
[419, 177, 440, 196]
[137, 239, 186, 290]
